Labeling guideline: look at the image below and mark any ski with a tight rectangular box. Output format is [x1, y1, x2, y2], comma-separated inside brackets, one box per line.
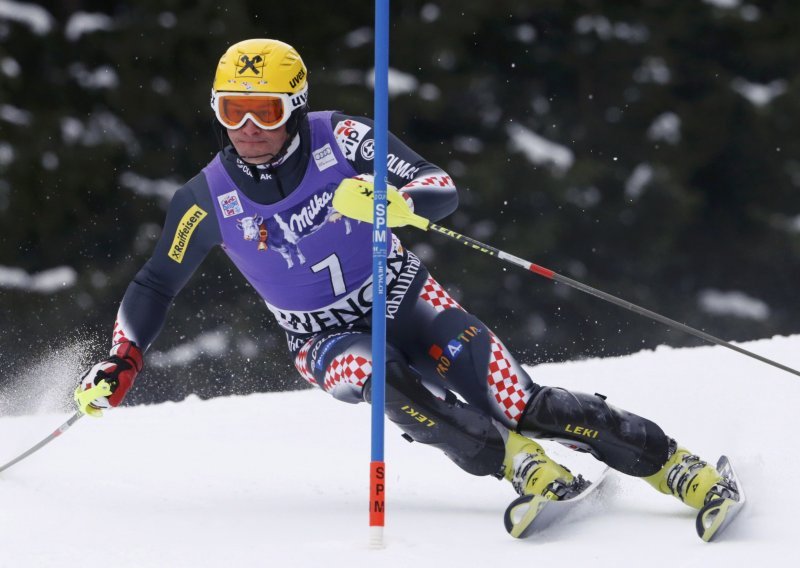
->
[695, 455, 745, 542]
[504, 467, 611, 538]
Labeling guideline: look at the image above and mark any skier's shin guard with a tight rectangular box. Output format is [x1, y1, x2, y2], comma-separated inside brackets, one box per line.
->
[517, 387, 671, 477]
[364, 361, 506, 477]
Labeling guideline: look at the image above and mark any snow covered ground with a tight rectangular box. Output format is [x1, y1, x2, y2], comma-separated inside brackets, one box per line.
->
[1, 335, 798, 567]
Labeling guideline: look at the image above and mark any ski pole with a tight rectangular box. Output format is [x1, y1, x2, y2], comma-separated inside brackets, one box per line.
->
[0, 380, 110, 474]
[332, 179, 800, 378]
[0, 412, 83, 474]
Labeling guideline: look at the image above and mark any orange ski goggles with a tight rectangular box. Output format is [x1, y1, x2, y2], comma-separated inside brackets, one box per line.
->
[211, 85, 308, 130]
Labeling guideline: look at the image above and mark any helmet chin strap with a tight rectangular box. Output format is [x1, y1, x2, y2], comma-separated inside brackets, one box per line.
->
[263, 106, 307, 165]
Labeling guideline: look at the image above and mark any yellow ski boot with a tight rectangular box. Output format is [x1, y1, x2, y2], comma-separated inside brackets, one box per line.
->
[503, 431, 578, 500]
[644, 445, 738, 509]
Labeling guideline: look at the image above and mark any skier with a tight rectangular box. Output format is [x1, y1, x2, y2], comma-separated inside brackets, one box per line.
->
[76, 38, 737, 516]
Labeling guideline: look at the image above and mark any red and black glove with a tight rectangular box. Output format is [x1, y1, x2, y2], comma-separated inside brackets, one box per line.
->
[75, 341, 143, 416]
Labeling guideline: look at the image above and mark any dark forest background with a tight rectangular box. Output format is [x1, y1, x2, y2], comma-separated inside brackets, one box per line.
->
[1, 0, 799, 408]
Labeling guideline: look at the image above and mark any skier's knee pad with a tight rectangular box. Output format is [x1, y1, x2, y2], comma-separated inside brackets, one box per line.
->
[518, 387, 670, 477]
[364, 360, 506, 477]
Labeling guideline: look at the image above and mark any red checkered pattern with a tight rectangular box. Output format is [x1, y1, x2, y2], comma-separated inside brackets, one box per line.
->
[112, 319, 128, 345]
[399, 191, 415, 212]
[419, 276, 463, 313]
[402, 174, 454, 189]
[486, 333, 530, 424]
[323, 354, 372, 393]
[293, 338, 317, 386]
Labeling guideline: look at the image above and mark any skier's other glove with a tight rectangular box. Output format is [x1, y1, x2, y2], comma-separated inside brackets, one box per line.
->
[75, 341, 143, 417]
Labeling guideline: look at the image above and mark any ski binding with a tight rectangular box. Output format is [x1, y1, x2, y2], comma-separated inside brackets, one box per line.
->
[504, 467, 611, 539]
[696, 455, 745, 542]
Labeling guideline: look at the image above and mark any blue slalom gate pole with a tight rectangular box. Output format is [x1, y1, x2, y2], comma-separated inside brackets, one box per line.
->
[369, 0, 390, 548]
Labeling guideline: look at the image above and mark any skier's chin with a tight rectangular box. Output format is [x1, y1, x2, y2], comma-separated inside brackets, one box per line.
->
[240, 151, 276, 164]
[234, 142, 278, 164]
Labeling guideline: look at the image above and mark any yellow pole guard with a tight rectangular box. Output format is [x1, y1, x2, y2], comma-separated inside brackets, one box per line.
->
[332, 178, 431, 230]
[73, 379, 112, 418]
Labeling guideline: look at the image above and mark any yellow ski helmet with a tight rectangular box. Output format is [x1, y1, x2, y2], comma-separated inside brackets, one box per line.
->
[210, 39, 309, 131]
[212, 38, 307, 94]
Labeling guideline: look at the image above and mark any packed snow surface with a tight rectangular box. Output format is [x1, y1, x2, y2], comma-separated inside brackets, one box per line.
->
[1, 335, 798, 567]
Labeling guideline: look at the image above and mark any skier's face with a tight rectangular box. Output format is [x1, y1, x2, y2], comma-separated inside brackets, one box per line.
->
[227, 119, 289, 165]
